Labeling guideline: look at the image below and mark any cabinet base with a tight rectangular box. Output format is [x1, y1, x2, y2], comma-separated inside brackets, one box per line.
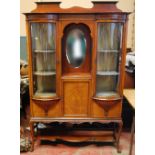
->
[30, 118, 123, 153]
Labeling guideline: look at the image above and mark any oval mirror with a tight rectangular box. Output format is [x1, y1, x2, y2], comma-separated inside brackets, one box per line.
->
[66, 29, 86, 68]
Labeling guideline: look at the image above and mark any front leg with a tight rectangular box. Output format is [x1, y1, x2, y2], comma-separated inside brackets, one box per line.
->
[116, 121, 123, 153]
[30, 122, 34, 151]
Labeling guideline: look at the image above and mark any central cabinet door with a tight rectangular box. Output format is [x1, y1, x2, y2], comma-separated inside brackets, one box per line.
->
[61, 23, 91, 117]
[63, 80, 90, 117]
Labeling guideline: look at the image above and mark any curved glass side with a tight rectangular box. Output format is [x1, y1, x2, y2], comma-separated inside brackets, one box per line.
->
[96, 23, 123, 97]
[31, 23, 56, 98]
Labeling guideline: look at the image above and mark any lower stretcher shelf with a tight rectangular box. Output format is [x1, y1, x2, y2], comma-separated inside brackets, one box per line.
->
[35, 123, 118, 143]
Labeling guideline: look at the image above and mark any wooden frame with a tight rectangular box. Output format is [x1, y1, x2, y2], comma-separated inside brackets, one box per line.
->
[25, 1, 130, 152]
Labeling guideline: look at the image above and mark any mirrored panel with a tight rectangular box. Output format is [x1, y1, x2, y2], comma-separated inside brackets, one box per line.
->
[66, 29, 86, 68]
[31, 23, 56, 97]
[96, 23, 123, 97]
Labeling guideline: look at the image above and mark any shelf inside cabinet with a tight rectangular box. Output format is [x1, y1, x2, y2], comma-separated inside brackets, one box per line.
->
[96, 91, 120, 97]
[93, 92, 121, 101]
[34, 71, 56, 76]
[34, 49, 55, 53]
[97, 49, 119, 53]
[32, 92, 60, 101]
[97, 71, 119, 76]
[34, 92, 56, 98]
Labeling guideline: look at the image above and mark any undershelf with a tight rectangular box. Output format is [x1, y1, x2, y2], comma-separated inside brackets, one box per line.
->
[30, 117, 122, 124]
[37, 125, 116, 143]
[38, 133, 115, 143]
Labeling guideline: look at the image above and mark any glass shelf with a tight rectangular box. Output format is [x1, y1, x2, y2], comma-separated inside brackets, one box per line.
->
[96, 91, 120, 97]
[97, 71, 119, 76]
[34, 71, 56, 76]
[34, 49, 55, 53]
[34, 92, 56, 98]
[97, 49, 119, 53]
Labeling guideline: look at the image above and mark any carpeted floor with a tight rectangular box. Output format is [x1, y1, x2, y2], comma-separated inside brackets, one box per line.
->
[20, 132, 134, 155]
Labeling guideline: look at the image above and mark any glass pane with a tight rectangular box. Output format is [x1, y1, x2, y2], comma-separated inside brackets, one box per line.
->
[96, 75, 118, 96]
[98, 23, 122, 50]
[31, 23, 56, 97]
[33, 75, 56, 97]
[66, 29, 86, 68]
[35, 52, 55, 72]
[96, 23, 123, 97]
[31, 23, 55, 50]
[97, 52, 119, 72]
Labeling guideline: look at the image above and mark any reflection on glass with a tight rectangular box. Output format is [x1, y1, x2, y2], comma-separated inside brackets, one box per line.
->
[35, 52, 55, 72]
[96, 75, 118, 93]
[31, 23, 56, 97]
[97, 52, 119, 72]
[66, 29, 86, 68]
[96, 23, 123, 97]
[31, 23, 55, 50]
[33, 75, 56, 97]
[98, 23, 122, 50]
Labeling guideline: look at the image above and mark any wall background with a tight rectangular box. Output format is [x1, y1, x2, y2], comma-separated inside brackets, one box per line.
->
[20, 0, 135, 60]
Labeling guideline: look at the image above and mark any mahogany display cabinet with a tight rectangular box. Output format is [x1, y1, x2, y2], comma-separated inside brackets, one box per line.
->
[24, 1, 129, 152]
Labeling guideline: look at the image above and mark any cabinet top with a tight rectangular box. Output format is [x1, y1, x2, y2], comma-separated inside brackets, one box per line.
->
[24, 1, 130, 15]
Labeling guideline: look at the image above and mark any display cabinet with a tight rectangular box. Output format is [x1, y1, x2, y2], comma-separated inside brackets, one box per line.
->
[25, 1, 129, 152]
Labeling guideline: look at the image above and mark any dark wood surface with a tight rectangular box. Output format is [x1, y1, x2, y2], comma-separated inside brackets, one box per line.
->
[124, 72, 135, 88]
[24, 1, 130, 14]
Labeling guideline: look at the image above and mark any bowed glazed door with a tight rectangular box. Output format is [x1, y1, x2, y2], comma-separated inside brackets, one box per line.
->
[92, 22, 124, 118]
[61, 23, 92, 117]
[31, 22, 57, 98]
